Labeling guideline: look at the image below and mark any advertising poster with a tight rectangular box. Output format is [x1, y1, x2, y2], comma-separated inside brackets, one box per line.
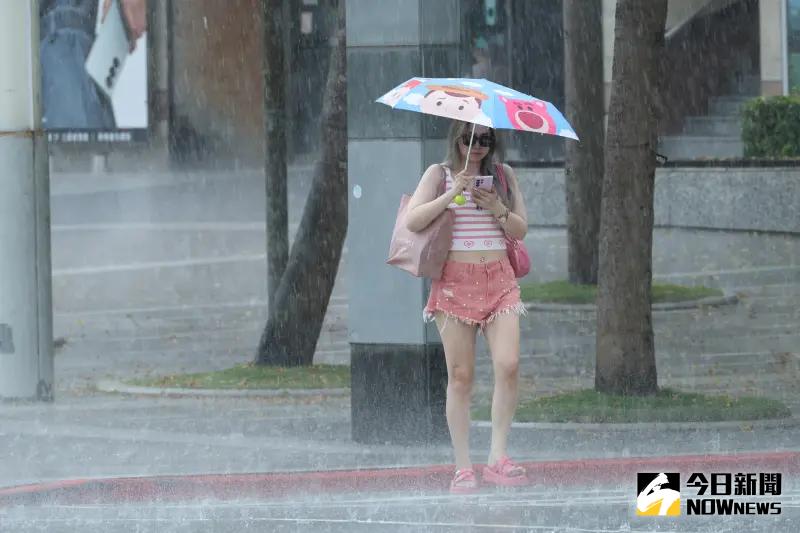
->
[40, 0, 148, 142]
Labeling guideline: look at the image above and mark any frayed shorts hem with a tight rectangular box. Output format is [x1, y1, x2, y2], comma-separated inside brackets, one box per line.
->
[485, 301, 528, 325]
[423, 302, 527, 333]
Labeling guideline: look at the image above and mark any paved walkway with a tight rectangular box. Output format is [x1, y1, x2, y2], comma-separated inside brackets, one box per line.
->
[52, 223, 800, 410]
[1, 392, 799, 531]
[2, 167, 799, 530]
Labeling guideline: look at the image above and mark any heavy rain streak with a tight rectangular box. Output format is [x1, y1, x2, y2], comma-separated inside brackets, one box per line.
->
[0, 1, 798, 532]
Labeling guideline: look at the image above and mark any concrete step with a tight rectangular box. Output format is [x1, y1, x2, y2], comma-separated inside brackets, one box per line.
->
[520, 302, 798, 333]
[313, 348, 351, 365]
[53, 258, 350, 313]
[511, 346, 799, 380]
[51, 260, 266, 312]
[55, 302, 348, 339]
[52, 226, 268, 269]
[709, 96, 754, 116]
[728, 76, 761, 96]
[58, 326, 350, 356]
[682, 115, 742, 136]
[521, 332, 799, 359]
[57, 341, 352, 376]
[520, 328, 800, 357]
[515, 328, 798, 356]
[658, 135, 744, 160]
[737, 282, 800, 297]
[517, 375, 799, 403]
[655, 267, 800, 291]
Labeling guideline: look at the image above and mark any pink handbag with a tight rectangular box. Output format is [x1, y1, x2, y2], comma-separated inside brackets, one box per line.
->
[386, 169, 453, 280]
[495, 163, 531, 278]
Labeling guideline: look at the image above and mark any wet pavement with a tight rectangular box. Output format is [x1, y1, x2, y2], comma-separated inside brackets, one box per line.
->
[1, 392, 799, 531]
[0, 166, 797, 531]
[48, 167, 800, 409]
[2, 481, 799, 532]
[2, 393, 800, 488]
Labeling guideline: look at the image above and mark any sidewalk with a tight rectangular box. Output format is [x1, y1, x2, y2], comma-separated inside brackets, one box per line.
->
[1, 389, 799, 532]
[51, 225, 800, 408]
[2, 390, 799, 490]
[2, 169, 798, 530]
[2, 309, 798, 531]
[47, 166, 800, 409]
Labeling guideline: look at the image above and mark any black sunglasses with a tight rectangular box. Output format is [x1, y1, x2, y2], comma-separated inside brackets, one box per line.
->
[461, 133, 495, 148]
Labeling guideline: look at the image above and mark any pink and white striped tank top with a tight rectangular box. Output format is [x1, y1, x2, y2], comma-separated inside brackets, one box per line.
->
[443, 166, 506, 252]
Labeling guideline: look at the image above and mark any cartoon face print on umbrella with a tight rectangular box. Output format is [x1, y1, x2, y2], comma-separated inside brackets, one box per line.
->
[499, 96, 556, 134]
[380, 79, 423, 107]
[420, 85, 489, 123]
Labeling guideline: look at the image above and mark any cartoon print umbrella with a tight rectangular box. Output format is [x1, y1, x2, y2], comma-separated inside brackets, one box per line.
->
[376, 77, 578, 203]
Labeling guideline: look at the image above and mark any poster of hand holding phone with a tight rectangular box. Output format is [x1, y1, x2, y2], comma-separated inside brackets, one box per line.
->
[40, 0, 148, 140]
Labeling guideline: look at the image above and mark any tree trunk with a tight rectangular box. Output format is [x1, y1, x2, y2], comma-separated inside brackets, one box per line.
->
[595, 0, 667, 395]
[263, 0, 289, 308]
[255, 0, 347, 366]
[563, 0, 605, 285]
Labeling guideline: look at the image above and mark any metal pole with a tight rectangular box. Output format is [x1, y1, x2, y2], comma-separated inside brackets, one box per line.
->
[0, 0, 54, 401]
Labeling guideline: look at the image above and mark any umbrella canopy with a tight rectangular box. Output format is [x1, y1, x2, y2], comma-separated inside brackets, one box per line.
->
[376, 77, 578, 141]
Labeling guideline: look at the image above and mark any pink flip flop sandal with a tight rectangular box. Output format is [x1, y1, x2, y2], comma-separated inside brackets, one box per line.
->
[449, 468, 479, 494]
[483, 456, 529, 487]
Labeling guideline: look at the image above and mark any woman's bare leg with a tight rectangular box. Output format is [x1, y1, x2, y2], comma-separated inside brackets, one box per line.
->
[436, 312, 478, 471]
[483, 311, 521, 465]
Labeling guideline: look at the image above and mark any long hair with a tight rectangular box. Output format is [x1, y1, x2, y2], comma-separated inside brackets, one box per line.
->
[442, 120, 512, 209]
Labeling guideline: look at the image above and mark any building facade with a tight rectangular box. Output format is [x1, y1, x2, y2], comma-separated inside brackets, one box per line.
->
[47, 0, 800, 167]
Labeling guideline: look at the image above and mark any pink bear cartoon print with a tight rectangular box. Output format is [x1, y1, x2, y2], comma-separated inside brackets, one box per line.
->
[420, 85, 489, 123]
[500, 96, 556, 134]
[380, 79, 423, 107]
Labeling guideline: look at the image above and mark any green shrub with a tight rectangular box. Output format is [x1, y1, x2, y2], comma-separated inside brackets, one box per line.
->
[742, 96, 800, 158]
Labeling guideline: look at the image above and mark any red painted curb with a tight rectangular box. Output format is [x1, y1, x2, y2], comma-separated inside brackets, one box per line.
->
[1, 451, 797, 506]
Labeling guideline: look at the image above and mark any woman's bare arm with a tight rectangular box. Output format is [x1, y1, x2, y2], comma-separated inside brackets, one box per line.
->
[404, 164, 459, 232]
[499, 163, 528, 240]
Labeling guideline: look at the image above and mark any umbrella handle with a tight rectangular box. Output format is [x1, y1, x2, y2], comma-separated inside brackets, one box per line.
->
[454, 123, 476, 207]
[462, 122, 476, 172]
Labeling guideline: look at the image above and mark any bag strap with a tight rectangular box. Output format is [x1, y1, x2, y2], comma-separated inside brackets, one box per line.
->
[437, 165, 448, 195]
[495, 162, 509, 194]
[495, 163, 514, 238]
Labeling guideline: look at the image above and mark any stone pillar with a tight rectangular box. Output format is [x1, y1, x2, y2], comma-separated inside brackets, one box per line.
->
[0, 0, 54, 401]
[759, 0, 786, 96]
[346, 0, 461, 444]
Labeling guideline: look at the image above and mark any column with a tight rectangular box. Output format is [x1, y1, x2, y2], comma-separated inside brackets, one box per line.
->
[346, 0, 461, 444]
[760, 0, 787, 96]
[0, 0, 54, 401]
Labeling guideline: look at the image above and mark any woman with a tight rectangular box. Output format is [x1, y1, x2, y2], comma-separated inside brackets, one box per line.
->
[404, 120, 529, 493]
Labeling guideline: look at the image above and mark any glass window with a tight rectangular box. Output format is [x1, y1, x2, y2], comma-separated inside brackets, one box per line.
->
[461, 0, 565, 163]
[461, 0, 512, 86]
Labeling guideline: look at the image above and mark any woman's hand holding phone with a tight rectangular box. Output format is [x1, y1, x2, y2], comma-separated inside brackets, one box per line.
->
[473, 175, 494, 190]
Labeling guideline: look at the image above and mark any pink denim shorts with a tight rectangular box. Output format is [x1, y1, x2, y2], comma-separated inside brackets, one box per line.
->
[423, 257, 526, 332]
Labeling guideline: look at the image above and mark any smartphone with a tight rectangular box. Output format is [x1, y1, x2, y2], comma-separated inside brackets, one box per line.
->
[473, 175, 494, 190]
[85, 0, 131, 100]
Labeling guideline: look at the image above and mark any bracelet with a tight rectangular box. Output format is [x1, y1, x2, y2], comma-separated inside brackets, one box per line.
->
[495, 206, 510, 223]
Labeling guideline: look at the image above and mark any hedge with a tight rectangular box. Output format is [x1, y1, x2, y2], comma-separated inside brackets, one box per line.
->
[741, 96, 800, 158]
